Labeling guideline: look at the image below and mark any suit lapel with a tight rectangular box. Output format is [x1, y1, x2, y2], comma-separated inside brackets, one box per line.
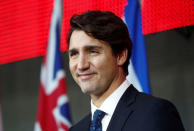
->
[80, 115, 91, 131]
[106, 85, 138, 131]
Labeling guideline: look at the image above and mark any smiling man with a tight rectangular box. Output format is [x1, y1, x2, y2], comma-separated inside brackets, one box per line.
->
[68, 30, 127, 107]
[67, 11, 185, 131]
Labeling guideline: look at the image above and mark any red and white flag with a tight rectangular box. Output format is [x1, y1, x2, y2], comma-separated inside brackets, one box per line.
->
[34, 0, 72, 130]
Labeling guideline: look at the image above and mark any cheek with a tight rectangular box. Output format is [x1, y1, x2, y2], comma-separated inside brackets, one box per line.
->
[97, 57, 117, 76]
[69, 61, 76, 74]
[91, 57, 106, 69]
[94, 55, 115, 67]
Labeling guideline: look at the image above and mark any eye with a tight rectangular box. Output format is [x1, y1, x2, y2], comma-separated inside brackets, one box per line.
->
[69, 50, 78, 58]
[90, 50, 98, 54]
[89, 49, 100, 55]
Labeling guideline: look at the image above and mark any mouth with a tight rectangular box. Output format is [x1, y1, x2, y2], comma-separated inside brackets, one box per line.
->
[77, 73, 96, 80]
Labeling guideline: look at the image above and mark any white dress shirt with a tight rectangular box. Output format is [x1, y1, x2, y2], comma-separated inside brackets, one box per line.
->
[91, 80, 131, 131]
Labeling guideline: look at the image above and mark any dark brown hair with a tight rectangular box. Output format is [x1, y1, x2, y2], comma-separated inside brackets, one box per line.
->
[67, 10, 132, 76]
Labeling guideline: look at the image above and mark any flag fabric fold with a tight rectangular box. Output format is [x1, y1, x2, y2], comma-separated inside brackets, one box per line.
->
[124, 0, 151, 94]
[34, 0, 72, 130]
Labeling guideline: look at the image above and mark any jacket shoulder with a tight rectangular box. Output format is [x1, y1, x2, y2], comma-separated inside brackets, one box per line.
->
[69, 114, 91, 131]
[127, 91, 185, 131]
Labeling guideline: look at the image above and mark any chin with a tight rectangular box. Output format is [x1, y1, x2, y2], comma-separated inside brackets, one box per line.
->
[80, 85, 96, 94]
[81, 87, 93, 94]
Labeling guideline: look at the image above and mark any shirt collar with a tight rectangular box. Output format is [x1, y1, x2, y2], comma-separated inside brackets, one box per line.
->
[91, 80, 131, 118]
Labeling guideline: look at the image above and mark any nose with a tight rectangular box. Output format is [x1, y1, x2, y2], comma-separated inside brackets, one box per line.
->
[77, 53, 89, 71]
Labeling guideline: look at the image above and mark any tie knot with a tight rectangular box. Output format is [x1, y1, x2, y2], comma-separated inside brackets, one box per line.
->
[90, 110, 105, 131]
[93, 110, 105, 122]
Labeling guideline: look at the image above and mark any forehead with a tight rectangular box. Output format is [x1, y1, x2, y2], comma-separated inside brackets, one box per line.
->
[69, 30, 107, 50]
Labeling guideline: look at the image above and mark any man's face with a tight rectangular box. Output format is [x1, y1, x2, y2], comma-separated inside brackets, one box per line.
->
[68, 30, 119, 96]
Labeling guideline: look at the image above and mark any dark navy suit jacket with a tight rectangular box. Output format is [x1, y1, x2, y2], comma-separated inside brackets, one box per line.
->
[70, 85, 185, 131]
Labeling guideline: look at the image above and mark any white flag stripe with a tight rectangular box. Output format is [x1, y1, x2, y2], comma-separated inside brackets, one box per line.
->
[41, 66, 66, 95]
[127, 60, 143, 92]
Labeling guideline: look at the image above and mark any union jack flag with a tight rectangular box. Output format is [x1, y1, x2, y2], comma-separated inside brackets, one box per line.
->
[34, 0, 72, 130]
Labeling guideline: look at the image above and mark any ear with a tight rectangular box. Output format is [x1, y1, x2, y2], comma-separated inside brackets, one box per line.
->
[117, 49, 128, 66]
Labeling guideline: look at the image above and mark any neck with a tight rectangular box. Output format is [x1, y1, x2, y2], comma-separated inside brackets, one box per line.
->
[91, 70, 126, 108]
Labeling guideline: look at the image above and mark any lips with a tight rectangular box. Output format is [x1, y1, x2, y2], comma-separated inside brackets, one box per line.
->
[77, 73, 96, 80]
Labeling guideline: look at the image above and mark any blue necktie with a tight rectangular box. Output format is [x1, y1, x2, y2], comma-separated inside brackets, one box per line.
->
[90, 110, 106, 131]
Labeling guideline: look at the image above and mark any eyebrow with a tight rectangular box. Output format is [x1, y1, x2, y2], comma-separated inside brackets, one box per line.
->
[84, 45, 103, 50]
[68, 45, 103, 53]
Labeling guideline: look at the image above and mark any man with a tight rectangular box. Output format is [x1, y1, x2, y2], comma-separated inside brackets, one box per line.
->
[67, 11, 185, 131]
